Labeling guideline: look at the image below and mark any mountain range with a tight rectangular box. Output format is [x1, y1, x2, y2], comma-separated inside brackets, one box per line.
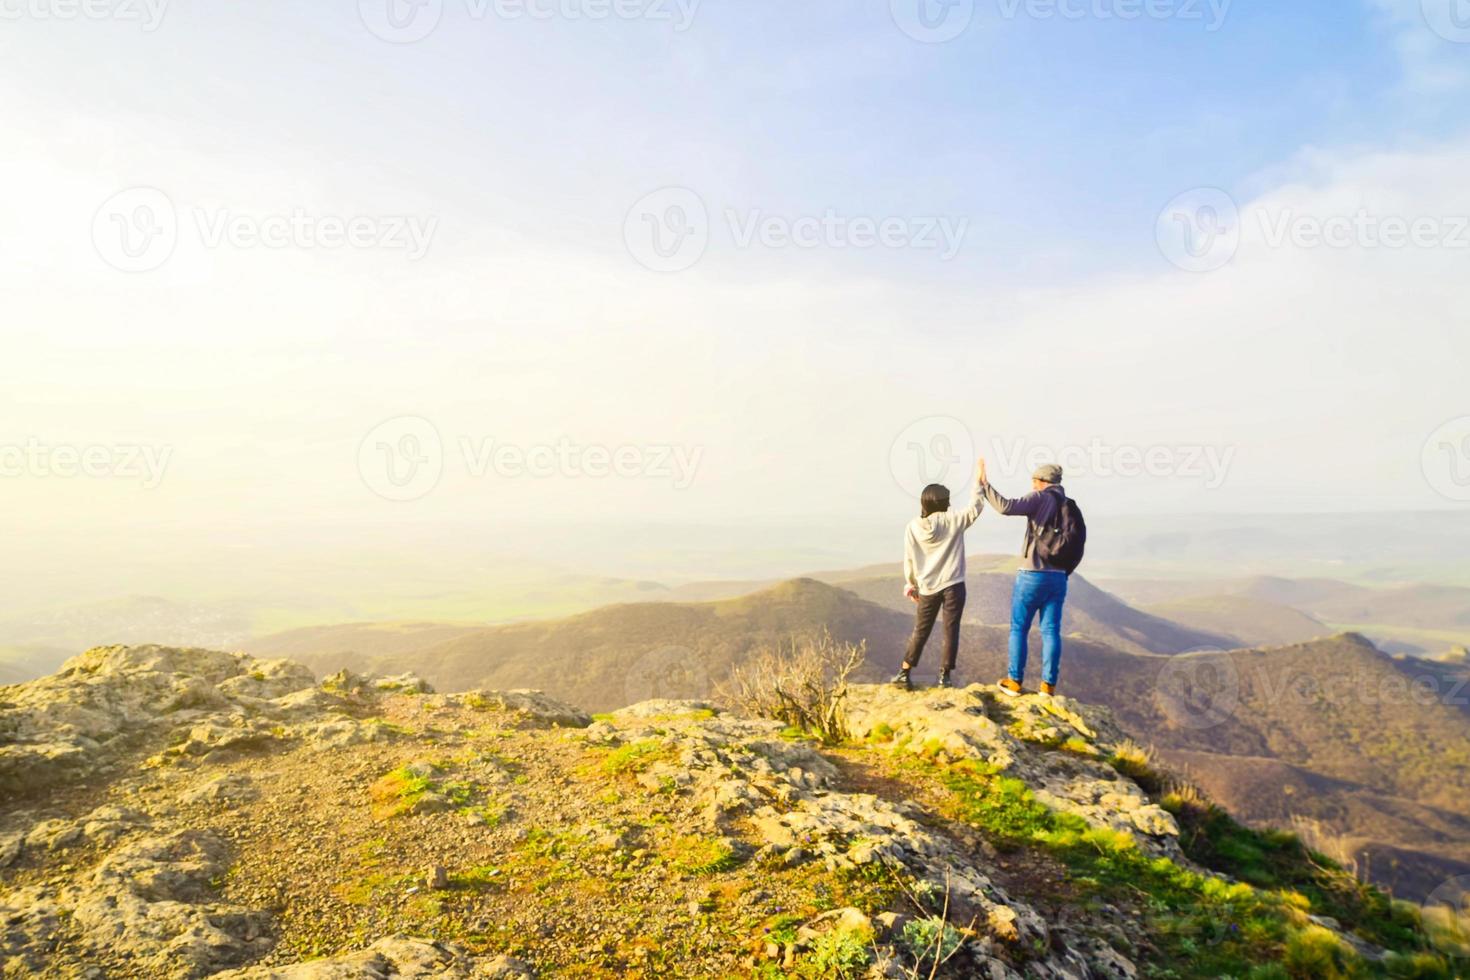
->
[246, 565, 1470, 903]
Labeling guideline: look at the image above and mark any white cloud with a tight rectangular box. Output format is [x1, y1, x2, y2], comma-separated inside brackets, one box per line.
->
[1366, 0, 1470, 94]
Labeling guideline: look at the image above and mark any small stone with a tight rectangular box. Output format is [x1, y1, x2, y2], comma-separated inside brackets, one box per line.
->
[410, 792, 451, 815]
[988, 905, 1020, 942]
[427, 864, 449, 890]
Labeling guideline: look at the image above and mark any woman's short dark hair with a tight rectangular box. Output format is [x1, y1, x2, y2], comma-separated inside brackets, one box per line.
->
[920, 484, 951, 517]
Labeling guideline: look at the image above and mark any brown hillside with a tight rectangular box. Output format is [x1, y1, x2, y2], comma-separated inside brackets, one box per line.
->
[1144, 595, 1329, 647]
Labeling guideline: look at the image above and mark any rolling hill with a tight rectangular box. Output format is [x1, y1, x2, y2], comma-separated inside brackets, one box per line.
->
[249, 579, 912, 713]
[1106, 574, 1470, 658]
[619, 554, 1238, 656]
[1143, 594, 1329, 647]
[826, 561, 1238, 656]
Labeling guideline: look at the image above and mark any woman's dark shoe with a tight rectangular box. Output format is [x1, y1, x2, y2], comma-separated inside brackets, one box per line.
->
[937, 670, 954, 689]
[891, 668, 912, 691]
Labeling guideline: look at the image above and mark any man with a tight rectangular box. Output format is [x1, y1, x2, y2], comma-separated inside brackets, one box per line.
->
[977, 460, 1081, 698]
[892, 461, 986, 691]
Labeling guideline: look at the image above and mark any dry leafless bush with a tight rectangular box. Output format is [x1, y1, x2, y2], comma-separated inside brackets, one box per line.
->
[1290, 814, 1366, 881]
[717, 630, 866, 744]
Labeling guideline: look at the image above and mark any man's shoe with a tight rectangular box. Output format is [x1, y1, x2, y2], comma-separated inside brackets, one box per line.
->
[891, 668, 912, 691]
[937, 670, 954, 689]
[997, 678, 1024, 698]
[1040, 682, 1057, 698]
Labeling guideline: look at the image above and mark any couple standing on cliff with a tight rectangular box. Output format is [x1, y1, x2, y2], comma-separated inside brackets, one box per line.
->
[894, 458, 1087, 695]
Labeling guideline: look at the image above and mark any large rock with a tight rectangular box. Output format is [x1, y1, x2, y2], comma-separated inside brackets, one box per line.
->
[0, 827, 272, 976]
[460, 690, 590, 729]
[845, 684, 1181, 854]
[0, 645, 421, 795]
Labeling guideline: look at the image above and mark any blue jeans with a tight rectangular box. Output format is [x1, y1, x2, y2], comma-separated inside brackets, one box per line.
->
[1008, 570, 1068, 686]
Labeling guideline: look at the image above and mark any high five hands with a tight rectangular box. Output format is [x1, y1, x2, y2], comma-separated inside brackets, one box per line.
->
[976, 457, 988, 486]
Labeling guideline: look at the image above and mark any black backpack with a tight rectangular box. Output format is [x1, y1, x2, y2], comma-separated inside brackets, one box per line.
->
[1030, 491, 1087, 575]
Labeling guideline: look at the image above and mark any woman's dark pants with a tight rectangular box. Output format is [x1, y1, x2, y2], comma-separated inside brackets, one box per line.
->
[903, 582, 967, 672]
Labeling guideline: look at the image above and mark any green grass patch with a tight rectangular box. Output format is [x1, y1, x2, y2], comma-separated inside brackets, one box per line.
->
[917, 757, 1459, 977]
[1166, 795, 1442, 958]
[368, 766, 437, 819]
[368, 764, 488, 820]
[447, 864, 503, 890]
[666, 834, 743, 876]
[600, 739, 672, 776]
[336, 870, 416, 905]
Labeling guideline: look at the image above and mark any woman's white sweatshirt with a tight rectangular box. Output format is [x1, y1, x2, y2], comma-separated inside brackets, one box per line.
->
[903, 486, 985, 597]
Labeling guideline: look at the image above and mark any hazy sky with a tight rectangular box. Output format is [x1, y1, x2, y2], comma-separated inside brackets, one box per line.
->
[3, 0, 1469, 575]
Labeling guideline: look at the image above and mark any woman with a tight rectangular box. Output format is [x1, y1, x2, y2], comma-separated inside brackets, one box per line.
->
[893, 460, 985, 690]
